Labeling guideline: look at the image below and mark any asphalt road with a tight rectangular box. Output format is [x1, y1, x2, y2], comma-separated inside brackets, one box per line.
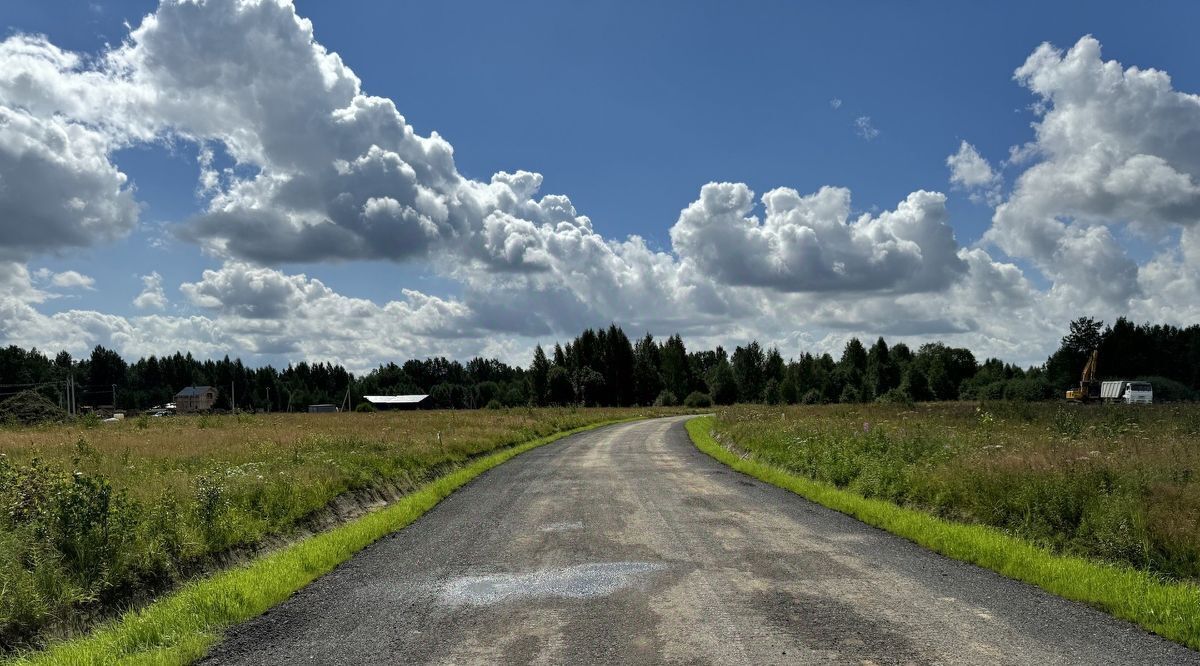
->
[201, 416, 1200, 665]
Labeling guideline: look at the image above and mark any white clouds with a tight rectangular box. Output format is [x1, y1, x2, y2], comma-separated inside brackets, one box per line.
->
[49, 270, 96, 290]
[947, 141, 1002, 205]
[0, 33, 152, 262]
[133, 272, 167, 310]
[0, 107, 139, 261]
[167, 261, 492, 368]
[981, 36, 1200, 310]
[670, 184, 965, 293]
[3, 5, 1199, 371]
[31, 268, 96, 291]
[0, 0, 1040, 366]
[0, 260, 503, 372]
[948, 142, 997, 188]
[1132, 227, 1200, 324]
[854, 115, 879, 140]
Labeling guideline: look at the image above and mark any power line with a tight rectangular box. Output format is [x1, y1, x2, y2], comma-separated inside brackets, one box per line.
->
[0, 380, 69, 388]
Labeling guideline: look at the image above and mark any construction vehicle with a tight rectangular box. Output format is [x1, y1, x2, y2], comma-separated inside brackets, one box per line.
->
[1065, 348, 1101, 402]
[1100, 380, 1153, 404]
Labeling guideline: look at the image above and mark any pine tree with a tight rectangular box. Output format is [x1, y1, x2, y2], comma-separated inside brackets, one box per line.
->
[529, 345, 550, 406]
[660, 335, 692, 400]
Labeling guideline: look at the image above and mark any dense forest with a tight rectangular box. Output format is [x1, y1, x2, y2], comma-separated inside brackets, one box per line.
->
[1, 316, 1197, 413]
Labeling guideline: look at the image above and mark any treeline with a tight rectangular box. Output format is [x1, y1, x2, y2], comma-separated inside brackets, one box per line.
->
[1, 316, 1197, 412]
[524, 326, 1034, 407]
[0, 346, 351, 412]
[1044, 316, 1200, 402]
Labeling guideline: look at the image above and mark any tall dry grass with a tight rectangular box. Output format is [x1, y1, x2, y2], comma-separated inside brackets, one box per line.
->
[0, 407, 680, 651]
[713, 402, 1200, 580]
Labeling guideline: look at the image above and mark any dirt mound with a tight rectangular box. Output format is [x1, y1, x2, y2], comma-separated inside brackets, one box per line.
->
[0, 390, 68, 425]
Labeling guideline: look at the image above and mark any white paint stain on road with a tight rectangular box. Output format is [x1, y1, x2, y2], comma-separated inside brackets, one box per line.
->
[439, 562, 666, 606]
[540, 521, 584, 532]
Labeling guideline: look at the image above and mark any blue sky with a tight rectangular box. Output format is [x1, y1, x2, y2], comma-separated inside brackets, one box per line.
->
[2, 1, 1200, 369]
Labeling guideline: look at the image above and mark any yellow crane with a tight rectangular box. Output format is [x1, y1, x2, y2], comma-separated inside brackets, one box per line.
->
[1065, 348, 1100, 402]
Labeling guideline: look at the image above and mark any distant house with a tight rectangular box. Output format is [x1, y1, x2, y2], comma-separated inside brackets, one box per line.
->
[308, 404, 338, 413]
[175, 386, 217, 413]
[363, 394, 429, 411]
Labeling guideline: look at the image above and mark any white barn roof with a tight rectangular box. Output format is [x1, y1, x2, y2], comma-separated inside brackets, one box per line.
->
[364, 394, 429, 404]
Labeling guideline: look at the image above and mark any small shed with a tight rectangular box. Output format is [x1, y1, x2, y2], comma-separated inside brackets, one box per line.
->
[175, 386, 217, 413]
[363, 394, 429, 411]
[308, 404, 338, 413]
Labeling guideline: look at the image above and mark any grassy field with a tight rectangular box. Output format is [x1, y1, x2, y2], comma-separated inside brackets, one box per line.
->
[0, 407, 680, 652]
[710, 402, 1200, 580]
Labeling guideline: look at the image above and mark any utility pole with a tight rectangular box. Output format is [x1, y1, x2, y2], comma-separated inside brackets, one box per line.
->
[266, 387, 271, 413]
[111, 384, 117, 411]
[231, 382, 236, 415]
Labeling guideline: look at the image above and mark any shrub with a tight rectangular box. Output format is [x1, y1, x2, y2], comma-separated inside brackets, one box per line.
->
[0, 391, 67, 426]
[1137, 376, 1196, 402]
[485, 398, 504, 410]
[706, 363, 738, 406]
[475, 381, 501, 407]
[877, 388, 914, 406]
[779, 378, 799, 404]
[502, 385, 527, 407]
[653, 390, 678, 407]
[1003, 377, 1052, 402]
[763, 379, 782, 405]
[961, 380, 1005, 401]
[900, 367, 932, 401]
[683, 391, 712, 408]
[354, 402, 377, 412]
[839, 385, 861, 404]
[800, 389, 822, 405]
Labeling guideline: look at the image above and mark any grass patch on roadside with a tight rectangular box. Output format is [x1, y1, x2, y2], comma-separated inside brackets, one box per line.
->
[10, 418, 639, 665]
[686, 415, 1200, 651]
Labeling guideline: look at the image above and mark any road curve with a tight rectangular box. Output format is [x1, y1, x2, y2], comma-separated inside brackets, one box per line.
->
[201, 416, 1199, 665]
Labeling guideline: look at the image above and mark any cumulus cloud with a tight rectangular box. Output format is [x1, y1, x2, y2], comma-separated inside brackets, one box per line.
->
[0, 34, 152, 262]
[670, 184, 965, 293]
[0, 261, 517, 372]
[49, 270, 96, 290]
[947, 141, 1002, 205]
[133, 271, 167, 310]
[982, 36, 1200, 310]
[1132, 226, 1200, 324]
[177, 262, 482, 362]
[0, 107, 139, 261]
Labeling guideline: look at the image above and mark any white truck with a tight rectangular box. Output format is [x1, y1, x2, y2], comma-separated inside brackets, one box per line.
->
[1100, 380, 1153, 404]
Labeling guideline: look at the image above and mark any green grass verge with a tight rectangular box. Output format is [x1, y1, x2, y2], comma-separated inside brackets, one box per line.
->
[686, 416, 1200, 650]
[9, 418, 640, 665]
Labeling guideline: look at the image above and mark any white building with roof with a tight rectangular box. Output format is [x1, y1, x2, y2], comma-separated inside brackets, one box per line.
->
[363, 394, 429, 410]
